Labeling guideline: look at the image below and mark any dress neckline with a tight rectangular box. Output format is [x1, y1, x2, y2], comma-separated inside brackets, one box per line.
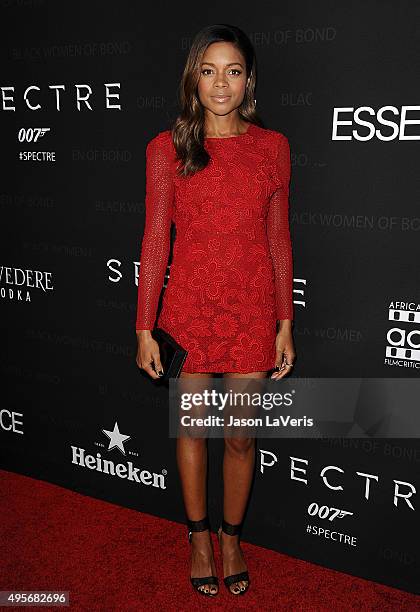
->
[204, 122, 254, 141]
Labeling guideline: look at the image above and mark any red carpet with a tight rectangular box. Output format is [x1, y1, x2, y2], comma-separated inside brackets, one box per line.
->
[1, 469, 419, 611]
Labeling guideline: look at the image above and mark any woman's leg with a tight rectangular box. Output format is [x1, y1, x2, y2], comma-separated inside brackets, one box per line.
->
[220, 370, 268, 593]
[176, 371, 218, 595]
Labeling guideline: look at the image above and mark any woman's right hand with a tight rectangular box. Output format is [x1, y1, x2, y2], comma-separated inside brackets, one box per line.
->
[136, 330, 164, 379]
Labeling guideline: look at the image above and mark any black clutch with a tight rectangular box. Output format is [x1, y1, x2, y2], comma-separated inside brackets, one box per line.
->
[151, 327, 188, 381]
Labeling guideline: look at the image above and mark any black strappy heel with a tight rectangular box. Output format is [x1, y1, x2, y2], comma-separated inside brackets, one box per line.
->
[187, 516, 219, 597]
[217, 518, 250, 595]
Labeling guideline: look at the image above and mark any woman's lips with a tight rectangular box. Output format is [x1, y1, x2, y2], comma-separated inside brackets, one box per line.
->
[211, 95, 231, 103]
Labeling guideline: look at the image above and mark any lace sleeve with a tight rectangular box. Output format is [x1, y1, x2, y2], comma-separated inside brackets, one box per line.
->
[135, 133, 174, 330]
[266, 133, 294, 322]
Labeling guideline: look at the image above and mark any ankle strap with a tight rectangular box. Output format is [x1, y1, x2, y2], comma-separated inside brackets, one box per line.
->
[186, 516, 210, 532]
[221, 518, 242, 536]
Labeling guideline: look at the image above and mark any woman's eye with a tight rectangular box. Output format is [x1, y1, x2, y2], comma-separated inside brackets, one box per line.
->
[201, 68, 242, 76]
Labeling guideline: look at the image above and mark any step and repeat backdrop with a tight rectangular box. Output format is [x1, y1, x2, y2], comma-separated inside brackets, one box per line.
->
[1, 0, 419, 596]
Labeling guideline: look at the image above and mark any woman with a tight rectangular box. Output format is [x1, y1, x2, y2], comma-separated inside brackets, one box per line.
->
[135, 24, 296, 597]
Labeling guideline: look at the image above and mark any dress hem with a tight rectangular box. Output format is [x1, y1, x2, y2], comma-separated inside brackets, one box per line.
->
[181, 365, 276, 374]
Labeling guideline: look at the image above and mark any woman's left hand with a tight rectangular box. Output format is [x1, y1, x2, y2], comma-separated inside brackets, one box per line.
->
[271, 323, 296, 379]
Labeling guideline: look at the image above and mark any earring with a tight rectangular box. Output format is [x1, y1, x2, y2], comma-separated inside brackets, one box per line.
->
[253, 99, 257, 106]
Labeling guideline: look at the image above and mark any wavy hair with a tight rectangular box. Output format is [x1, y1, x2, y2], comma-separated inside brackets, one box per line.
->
[171, 24, 265, 177]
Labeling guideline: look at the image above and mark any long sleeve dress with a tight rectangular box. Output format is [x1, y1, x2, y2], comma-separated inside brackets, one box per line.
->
[135, 122, 294, 373]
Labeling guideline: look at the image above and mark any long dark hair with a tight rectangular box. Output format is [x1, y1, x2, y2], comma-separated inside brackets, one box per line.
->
[171, 24, 265, 177]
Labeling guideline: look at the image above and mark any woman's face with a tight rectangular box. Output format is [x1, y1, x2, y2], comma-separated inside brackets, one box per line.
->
[197, 41, 248, 117]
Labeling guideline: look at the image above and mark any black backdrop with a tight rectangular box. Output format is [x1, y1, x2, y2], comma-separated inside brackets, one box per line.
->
[1, 0, 419, 596]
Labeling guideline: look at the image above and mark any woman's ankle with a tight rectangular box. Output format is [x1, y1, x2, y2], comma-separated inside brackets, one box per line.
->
[219, 531, 240, 545]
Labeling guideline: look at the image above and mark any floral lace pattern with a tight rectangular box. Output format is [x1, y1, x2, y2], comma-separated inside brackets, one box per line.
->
[136, 123, 294, 373]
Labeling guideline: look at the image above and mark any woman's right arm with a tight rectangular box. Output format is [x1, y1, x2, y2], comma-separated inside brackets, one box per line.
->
[135, 132, 174, 378]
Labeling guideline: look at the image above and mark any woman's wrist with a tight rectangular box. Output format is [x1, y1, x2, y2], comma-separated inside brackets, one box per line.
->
[278, 319, 293, 332]
[136, 329, 153, 338]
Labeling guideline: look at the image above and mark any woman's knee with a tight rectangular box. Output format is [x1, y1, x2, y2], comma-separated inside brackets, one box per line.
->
[224, 436, 255, 455]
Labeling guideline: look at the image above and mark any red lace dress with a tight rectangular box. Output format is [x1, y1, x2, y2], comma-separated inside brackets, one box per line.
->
[135, 122, 294, 373]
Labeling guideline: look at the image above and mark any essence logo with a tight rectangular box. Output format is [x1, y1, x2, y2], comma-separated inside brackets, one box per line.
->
[293, 277, 306, 310]
[332, 106, 420, 141]
[0, 408, 24, 435]
[385, 301, 420, 370]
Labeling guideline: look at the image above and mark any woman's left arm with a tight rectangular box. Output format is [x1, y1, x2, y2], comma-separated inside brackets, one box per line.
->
[266, 132, 296, 378]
